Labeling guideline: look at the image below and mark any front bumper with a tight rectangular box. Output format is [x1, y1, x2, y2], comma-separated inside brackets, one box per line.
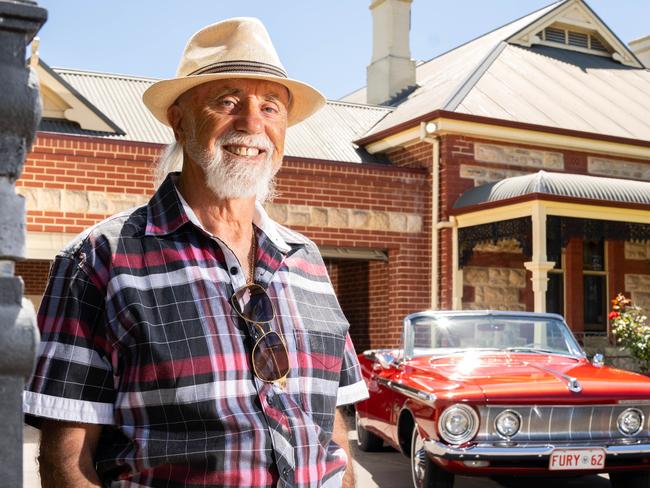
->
[424, 439, 650, 460]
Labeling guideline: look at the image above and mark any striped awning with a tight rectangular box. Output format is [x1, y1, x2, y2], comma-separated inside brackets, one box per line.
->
[453, 170, 650, 209]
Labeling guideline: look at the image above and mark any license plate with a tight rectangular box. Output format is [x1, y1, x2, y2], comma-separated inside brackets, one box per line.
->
[549, 448, 605, 471]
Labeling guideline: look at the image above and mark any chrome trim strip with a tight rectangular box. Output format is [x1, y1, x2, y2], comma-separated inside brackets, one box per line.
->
[376, 377, 436, 406]
[526, 363, 583, 392]
[424, 439, 650, 459]
[476, 405, 650, 443]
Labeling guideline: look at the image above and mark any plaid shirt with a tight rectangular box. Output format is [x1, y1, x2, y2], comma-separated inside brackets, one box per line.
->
[24, 173, 368, 488]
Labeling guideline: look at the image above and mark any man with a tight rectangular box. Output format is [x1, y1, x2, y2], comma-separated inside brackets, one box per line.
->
[24, 18, 368, 488]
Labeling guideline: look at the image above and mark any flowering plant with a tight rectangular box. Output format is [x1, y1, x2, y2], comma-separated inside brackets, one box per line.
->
[610, 293, 650, 373]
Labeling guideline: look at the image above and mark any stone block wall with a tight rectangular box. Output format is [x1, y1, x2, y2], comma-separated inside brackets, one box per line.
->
[625, 274, 650, 312]
[463, 266, 527, 311]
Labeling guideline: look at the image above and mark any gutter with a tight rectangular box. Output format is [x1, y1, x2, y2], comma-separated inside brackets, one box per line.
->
[419, 122, 456, 310]
[354, 110, 650, 159]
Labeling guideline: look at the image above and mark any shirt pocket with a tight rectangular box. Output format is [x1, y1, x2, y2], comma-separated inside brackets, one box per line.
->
[293, 328, 346, 373]
[292, 328, 345, 439]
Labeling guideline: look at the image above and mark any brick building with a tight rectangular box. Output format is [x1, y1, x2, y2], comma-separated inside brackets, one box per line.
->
[18, 0, 650, 357]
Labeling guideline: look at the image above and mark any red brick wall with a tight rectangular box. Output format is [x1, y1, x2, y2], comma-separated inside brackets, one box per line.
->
[328, 259, 392, 352]
[335, 260, 370, 350]
[20, 133, 159, 234]
[20, 132, 431, 350]
[15, 259, 51, 296]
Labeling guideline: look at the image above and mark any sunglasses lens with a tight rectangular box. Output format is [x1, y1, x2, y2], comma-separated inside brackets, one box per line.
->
[233, 285, 274, 323]
[253, 331, 289, 383]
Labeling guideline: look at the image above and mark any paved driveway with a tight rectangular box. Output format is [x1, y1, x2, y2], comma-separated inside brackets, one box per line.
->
[348, 428, 611, 488]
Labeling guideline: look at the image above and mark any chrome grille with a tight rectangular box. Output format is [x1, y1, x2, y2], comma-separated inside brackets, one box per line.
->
[477, 405, 650, 442]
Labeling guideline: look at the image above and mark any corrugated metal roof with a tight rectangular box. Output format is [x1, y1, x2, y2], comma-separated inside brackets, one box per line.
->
[57, 69, 172, 144]
[50, 69, 392, 163]
[456, 44, 650, 141]
[346, 1, 562, 134]
[453, 170, 650, 209]
[284, 101, 392, 162]
[355, 0, 650, 144]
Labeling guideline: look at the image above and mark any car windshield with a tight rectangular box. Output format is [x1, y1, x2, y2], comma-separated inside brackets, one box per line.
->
[404, 315, 583, 359]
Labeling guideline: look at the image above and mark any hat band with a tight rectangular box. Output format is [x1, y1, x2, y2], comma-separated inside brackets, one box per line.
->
[188, 60, 288, 78]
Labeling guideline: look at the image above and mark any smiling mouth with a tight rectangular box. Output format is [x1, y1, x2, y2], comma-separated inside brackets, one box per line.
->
[224, 145, 263, 157]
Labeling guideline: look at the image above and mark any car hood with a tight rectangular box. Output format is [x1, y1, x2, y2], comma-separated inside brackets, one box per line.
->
[406, 353, 650, 403]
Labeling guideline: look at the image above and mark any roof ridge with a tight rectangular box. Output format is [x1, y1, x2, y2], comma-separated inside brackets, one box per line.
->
[443, 41, 508, 111]
[325, 99, 394, 111]
[533, 170, 551, 193]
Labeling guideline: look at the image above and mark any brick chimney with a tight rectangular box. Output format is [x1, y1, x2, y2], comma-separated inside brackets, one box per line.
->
[367, 0, 416, 105]
[629, 35, 650, 68]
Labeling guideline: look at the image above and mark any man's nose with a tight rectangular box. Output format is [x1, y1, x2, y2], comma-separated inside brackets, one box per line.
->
[233, 100, 263, 134]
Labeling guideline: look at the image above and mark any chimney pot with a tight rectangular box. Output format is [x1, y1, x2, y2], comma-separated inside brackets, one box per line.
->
[629, 35, 650, 68]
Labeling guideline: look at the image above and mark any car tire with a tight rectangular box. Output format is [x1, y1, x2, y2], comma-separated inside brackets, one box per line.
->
[610, 471, 650, 488]
[355, 411, 383, 452]
[411, 427, 454, 488]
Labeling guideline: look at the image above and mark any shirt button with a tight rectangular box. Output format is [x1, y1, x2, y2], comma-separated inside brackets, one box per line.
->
[230, 266, 238, 275]
[282, 467, 290, 477]
[266, 396, 274, 406]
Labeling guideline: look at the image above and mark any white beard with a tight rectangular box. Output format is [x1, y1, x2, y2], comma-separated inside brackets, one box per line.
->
[184, 128, 278, 203]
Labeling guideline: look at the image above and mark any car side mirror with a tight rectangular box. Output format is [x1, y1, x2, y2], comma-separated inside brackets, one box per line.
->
[375, 351, 396, 369]
[592, 353, 604, 368]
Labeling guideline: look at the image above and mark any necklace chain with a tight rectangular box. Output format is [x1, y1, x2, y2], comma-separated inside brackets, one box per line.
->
[248, 227, 256, 284]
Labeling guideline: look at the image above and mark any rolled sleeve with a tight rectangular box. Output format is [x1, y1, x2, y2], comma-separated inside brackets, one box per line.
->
[24, 255, 115, 427]
[336, 333, 368, 406]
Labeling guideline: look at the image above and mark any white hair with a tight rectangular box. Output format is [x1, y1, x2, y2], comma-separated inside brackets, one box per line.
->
[154, 141, 183, 187]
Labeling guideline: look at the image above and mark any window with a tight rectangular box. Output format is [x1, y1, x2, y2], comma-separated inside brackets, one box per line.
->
[583, 239, 607, 333]
[546, 273, 564, 316]
[568, 31, 589, 49]
[546, 241, 564, 316]
[538, 26, 611, 55]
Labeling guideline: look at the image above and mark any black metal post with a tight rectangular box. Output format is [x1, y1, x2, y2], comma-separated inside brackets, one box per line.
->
[0, 1, 47, 486]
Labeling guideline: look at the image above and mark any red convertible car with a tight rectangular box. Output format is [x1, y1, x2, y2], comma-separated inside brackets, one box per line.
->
[355, 311, 650, 488]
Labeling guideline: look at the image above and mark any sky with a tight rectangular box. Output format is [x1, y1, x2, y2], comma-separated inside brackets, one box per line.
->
[35, 0, 650, 100]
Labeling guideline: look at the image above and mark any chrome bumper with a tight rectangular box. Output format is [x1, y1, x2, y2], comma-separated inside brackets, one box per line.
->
[424, 439, 650, 459]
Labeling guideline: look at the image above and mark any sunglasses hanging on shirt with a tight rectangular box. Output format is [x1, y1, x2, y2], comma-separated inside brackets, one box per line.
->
[231, 283, 290, 385]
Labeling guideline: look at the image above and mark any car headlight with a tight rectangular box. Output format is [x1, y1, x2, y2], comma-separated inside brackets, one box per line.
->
[438, 404, 479, 444]
[617, 408, 644, 436]
[494, 410, 521, 438]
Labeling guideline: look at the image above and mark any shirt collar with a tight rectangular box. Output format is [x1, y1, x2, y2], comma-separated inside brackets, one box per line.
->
[144, 172, 190, 236]
[145, 172, 307, 254]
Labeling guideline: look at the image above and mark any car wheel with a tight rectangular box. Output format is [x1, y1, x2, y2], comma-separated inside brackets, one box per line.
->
[411, 427, 454, 488]
[355, 411, 383, 452]
[610, 471, 650, 488]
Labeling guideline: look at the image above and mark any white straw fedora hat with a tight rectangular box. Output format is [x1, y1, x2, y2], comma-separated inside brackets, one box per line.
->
[143, 17, 326, 127]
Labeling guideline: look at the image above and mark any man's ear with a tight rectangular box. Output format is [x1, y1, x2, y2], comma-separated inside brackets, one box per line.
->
[167, 104, 185, 143]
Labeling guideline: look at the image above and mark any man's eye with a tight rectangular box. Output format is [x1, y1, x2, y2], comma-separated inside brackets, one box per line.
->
[220, 99, 236, 108]
[263, 105, 279, 114]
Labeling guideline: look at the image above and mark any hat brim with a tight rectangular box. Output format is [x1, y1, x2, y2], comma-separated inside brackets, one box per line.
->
[143, 72, 326, 128]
